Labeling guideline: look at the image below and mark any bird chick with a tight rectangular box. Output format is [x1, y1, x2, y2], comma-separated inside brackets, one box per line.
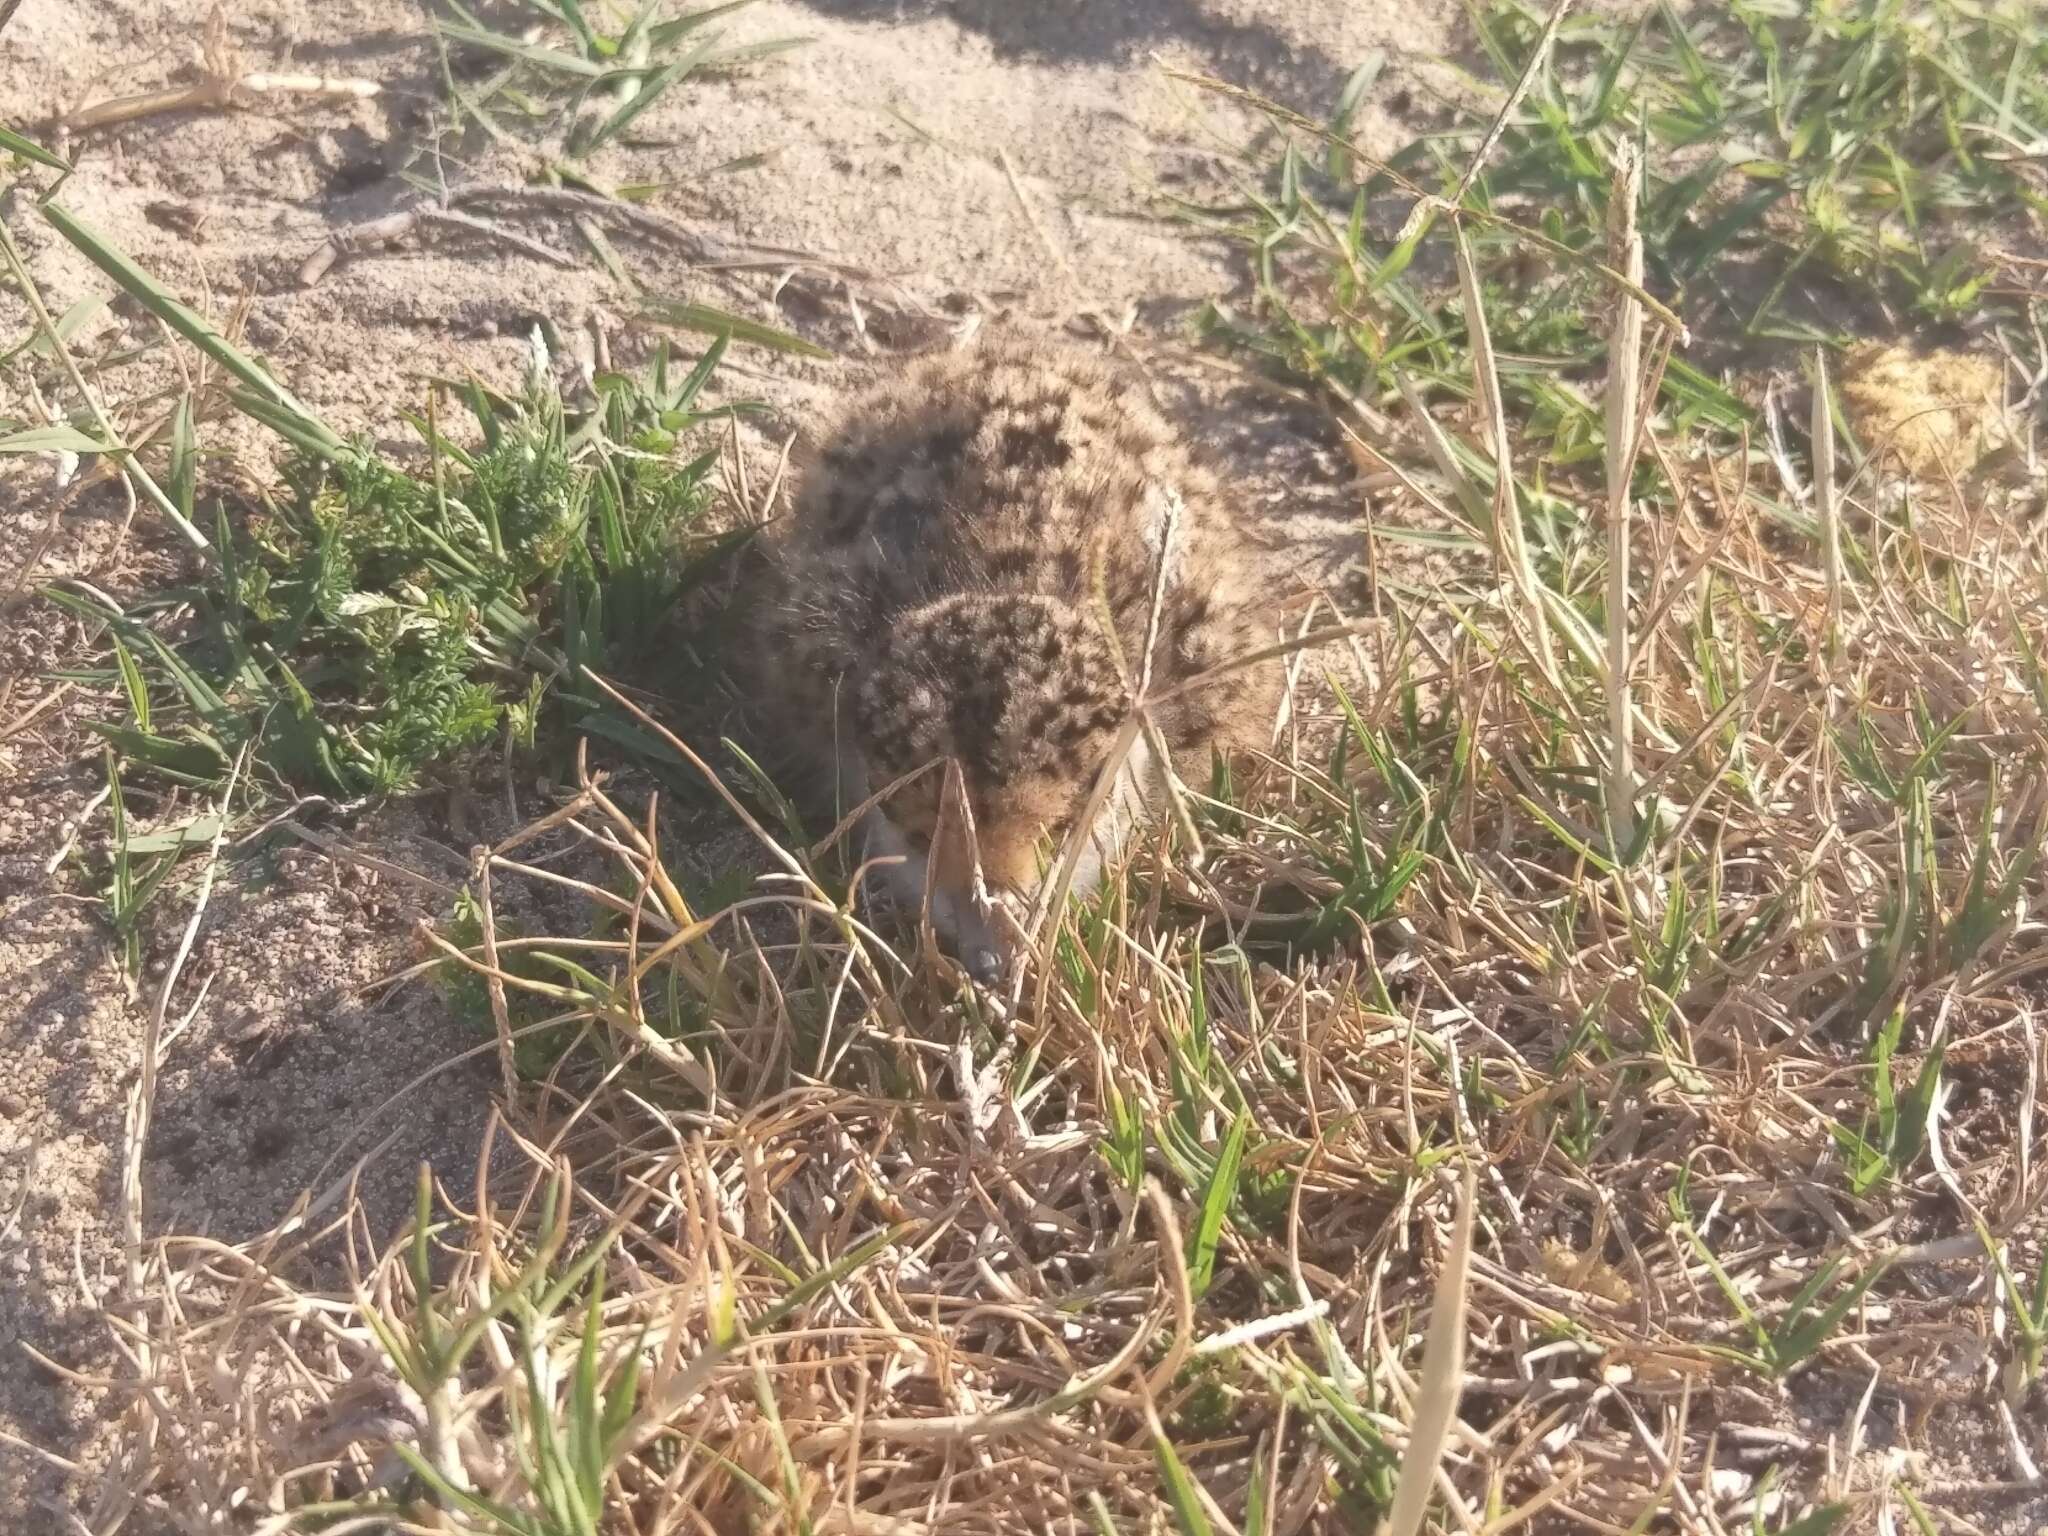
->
[751, 333, 1284, 980]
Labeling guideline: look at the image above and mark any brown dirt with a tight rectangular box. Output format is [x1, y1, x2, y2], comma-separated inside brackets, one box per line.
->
[0, 0, 1447, 1525]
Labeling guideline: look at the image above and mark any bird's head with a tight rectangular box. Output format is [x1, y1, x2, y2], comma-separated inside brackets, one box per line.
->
[850, 592, 1161, 978]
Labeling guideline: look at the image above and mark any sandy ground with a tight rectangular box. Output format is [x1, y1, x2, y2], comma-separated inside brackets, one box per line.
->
[0, 0, 1454, 1524]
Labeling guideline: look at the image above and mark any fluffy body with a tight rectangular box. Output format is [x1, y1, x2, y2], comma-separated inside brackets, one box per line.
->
[751, 333, 1284, 972]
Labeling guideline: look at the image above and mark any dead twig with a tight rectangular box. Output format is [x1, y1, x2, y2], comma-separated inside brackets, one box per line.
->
[298, 206, 578, 287]
[64, 8, 376, 134]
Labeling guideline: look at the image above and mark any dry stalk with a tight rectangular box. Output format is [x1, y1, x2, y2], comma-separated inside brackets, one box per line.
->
[1381, 1161, 1479, 1536]
[1444, 0, 1575, 213]
[1603, 141, 1646, 856]
[1813, 345, 1845, 664]
[296, 207, 577, 287]
[1454, 228, 1564, 695]
[64, 68, 379, 133]
[64, 8, 377, 134]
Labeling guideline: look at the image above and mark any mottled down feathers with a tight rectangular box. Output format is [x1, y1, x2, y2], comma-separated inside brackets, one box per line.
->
[749, 332, 1286, 973]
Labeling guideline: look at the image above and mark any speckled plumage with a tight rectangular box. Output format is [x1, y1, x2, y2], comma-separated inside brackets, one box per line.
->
[751, 332, 1285, 973]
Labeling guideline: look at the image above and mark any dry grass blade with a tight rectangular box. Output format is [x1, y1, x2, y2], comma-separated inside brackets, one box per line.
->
[1380, 1161, 1477, 1536]
[1454, 225, 1560, 691]
[1603, 140, 1646, 855]
[1812, 345, 1843, 665]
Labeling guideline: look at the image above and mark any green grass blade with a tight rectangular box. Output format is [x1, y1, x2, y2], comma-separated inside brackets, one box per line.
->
[1, 293, 105, 366]
[82, 723, 228, 786]
[1771, 1259, 1890, 1374]
[647, 0, 759, 47]
[1150, 1425, 1216, 1536]
[1186, 1111, 1248, 1298]
[639, 296, 829, 357]
[1, 423, 110, 455]
[669, 331, 727, 411]
[436, 18, 611, 76]
[1, 124, 72, 171]
[42, 201, 346, 455]
[119, 814, 225, 858]
[582, 45, 705, 151]
[554, 0, 605, 58]
[110, 633, 150, 731]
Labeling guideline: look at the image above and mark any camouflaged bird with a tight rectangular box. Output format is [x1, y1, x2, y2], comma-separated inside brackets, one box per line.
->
[750, 332, 1285, 980]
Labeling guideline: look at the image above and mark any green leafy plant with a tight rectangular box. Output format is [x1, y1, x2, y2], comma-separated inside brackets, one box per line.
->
[1681, 1220, 1891, 1378]
[436, 0, 805, 170]
[61, 344, 733, 798]
[1975, 1218, 2048, 1391]
[1183, 0, 2047, 474]
[1829, 1004, 1945, 1195]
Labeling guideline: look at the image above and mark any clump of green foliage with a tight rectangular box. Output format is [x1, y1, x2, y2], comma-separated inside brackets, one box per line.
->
[436, 0, 806, 178]
[1190, 0, 2048, 469]
[55, 338, 742, 798]
[1465, 0, 2046, 334]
